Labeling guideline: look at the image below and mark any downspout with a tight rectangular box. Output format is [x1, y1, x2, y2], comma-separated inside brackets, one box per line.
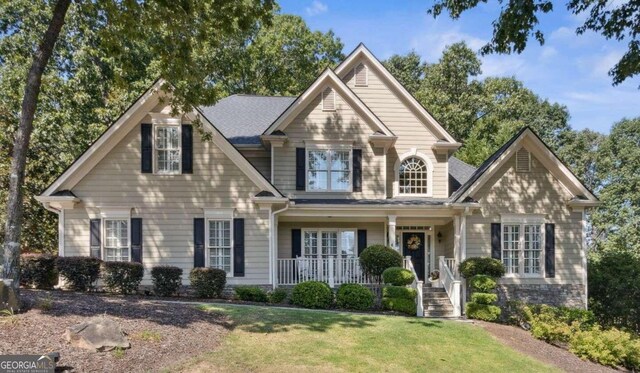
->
[270, 202, 290, 289]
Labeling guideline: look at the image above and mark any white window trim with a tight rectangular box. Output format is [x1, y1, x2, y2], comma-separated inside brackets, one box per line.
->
[354, 63, 368, 87]
[322, 87, 336, 112]
[205, 218, 234, 277]
[305, 146, 353, 193]
[153, 123, 182, 175]
[300, 228, 357, 258]
[501, 214, 545, 278]
[99, 208, 132, 263]
[393, 149, 434, 197]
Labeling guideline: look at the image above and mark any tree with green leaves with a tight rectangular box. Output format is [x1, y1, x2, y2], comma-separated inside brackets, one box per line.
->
[382, 51, 425, 94]
[428, 0, 640, 87]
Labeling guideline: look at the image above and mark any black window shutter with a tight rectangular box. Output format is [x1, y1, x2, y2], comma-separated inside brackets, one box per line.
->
[357, 229, 367, 256]
[292, 229, 302, 258]
[90, 219, 101, 258]
[181, 124, 193, 174]
[233, 218, 245, 277]
[141, 123, 153, 173]
[491, 223, 501, 260]
[545, 223, 555, 278]
[194, 218, 205, 268]
[296, 148, 305, 190]
[131, 218, 143, 263]
[353, 149, 362, 192]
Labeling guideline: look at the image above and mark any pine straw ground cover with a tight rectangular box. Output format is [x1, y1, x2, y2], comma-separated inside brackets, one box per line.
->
[0, 289, 229, 372]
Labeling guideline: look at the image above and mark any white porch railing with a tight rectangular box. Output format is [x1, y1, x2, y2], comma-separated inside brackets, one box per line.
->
[444, 258, 457, 277]
[276, 257, 372, 287]
[439, 256, 461, 317]
[403, 257, 424, 317]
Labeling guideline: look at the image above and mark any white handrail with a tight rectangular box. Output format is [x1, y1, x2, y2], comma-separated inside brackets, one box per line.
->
[404, 257, 424, 317]
[439, 256, 461, 317]
[276, 257, 372, 286]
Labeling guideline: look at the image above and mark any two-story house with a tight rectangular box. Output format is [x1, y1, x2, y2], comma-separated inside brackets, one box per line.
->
[37, 44, 599, 317]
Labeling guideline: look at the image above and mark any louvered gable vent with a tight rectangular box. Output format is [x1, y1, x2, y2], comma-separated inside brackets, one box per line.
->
[322, 87, 335, 111]
[516, 148, 531, 172]
[355, 63, 368, 86]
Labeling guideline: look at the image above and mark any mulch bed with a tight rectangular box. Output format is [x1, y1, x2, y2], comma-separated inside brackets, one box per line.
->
[0, 289, 229, 372]
[476, 320, 621, 372]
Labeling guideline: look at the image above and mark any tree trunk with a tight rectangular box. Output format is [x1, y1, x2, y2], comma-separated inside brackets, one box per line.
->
[2, 0, 72, 299]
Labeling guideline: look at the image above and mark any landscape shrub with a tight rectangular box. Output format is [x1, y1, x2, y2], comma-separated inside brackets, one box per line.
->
[381, 267, 415, 286]
[527, 305, 596, 344]
[471, 293, 497, 304]
[268, 288, 288, 304]
[235, 286, 269, 302]
[468, 275, 497, 293]
[458, 257, 505, 279]
[466, 302, 502, 321]
[56, 256, 101, 291]
[382, 285, 417, 300]
[291, 281, 333, 309]
[336, 283, 374, 311]
[359, 245, 403, 282]
[102, 262, 144, 294]
[382, 297, 416, 315]
[189, 268, 226, 298]
[151, 266, 183, 297]
[503, 300, 534, 328]
[569, 326, 640, 369]
[20, 253, 57, 289]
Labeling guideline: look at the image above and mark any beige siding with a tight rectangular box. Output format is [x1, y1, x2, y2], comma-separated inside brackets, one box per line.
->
[64, 111, 271, 286]
[239, 148, 271, 181]
[343, 60, 449, 198]
[273, 91, 385, 198]
[435, 222, 454, 259]
[465, 149, 583, 285]
[277, 221, 385, 259]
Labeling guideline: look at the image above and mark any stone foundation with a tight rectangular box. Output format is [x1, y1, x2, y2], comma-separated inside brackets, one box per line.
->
[495, 284, 586, 309]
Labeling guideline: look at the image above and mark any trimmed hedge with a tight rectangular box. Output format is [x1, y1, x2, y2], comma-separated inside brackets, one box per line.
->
[382, 285, 417, 300]
[269, 288, 288, 304]
[235, 286, 269, 302]
[471, 292, 497, 304]
[102, 261, 144, 294]
[382, 267, 415, 286]
[382, 297, 416, 315]
[466, 302, 501, 321]
[20, 253, 57, 289]
[359, 245, 403, 282]
[336, 283, 374, 311]
[189, 268, 226, 298]
[151, 266, 183, 297]
[291, 281, 333, 309]
[469, 275, 497, 293]
[56, 256, 102, 291]
[458, 257, 505, 279]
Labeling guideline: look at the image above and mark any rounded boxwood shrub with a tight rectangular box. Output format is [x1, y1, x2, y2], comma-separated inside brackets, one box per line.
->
[56, 256, 102, 291]
[382, 297, 416, 315]
[458, 257, 505, 279]
[269, 288, 289, 304]
[291, 281, 333, 309]
[189, 268, 227, 298]
[382, 285, 417, 300]
[151, 265, 183, 297]
[469, 275, 497, 293]
[466, 302, 501, 321]
[235, 286, 269, 302]
[336, 283, 374, 311]
[382, 267, 415, 286]
[471, 292, 498, 304]
[20, 253, 57, 289]
[359, 245, 403, 282]
[102, 261, 144, 294]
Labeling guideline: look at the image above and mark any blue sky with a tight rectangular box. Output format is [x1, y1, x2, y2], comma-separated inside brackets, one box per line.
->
[279, 0, 639, 134]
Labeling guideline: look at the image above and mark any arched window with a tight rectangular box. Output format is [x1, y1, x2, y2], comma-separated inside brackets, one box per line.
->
[399, 157, 429, 195]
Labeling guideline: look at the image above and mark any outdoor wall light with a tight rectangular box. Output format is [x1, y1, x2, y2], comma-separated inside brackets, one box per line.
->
[437, 232, 443, 243]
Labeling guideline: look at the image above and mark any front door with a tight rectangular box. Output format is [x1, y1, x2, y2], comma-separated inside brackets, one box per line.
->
[402, 232, 425, 281]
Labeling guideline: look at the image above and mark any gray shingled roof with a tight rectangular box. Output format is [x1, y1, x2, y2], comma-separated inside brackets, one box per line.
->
[448, 156, 477, 195]
[292, 198, 449, 206]
[200, 95, 295, 145]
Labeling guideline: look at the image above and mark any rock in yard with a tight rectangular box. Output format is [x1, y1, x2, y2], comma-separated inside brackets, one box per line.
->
[64, 317, 130, 352]
[0, 280, 20, 312]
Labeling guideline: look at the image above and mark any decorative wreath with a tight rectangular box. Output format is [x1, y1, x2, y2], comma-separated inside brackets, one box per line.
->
[406, 235, 422, 251]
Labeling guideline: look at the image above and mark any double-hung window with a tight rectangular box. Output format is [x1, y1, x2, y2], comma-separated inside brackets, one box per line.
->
[307, 148, 351, 191]
[208, 219, 232, 274]
[501, 215, 544, 277]
[155, 125, 181, 174]
[302, 229, 356, 258]
[104, 219, 129, 262]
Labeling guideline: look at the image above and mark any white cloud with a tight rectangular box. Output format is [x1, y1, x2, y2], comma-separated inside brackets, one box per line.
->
[591, 50, 622, 77]
[305, 1, 328, 16]
[409, 27, 486, 61]
[539, 46, 558, 60]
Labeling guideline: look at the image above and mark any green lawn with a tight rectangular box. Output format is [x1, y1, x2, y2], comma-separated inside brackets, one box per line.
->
[172, 304, 558, 373]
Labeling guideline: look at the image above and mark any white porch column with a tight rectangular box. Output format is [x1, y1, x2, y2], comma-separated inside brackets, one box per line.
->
[388, 215, 397, 250]
[453, 215, 461, 263]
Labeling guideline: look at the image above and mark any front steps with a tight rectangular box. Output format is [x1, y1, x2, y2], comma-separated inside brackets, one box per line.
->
[422, 284, 456, 318]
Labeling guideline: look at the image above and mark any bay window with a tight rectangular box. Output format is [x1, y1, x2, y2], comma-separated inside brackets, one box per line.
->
[501, 215, 545, 277]
[302, 229, 356, 258]
[307, 148, 351, 192]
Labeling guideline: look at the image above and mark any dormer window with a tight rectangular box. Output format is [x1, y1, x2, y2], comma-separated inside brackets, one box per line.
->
[322, 87, 335, 111]
[354, 63, 368, 87]
[307, 148, 351, 192]
[155, 125, 181, 174]
[516, 148, 531, 172]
